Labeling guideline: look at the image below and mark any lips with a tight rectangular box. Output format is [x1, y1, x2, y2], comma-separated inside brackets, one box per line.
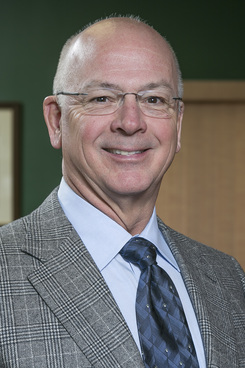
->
[106, 149, 146, 156]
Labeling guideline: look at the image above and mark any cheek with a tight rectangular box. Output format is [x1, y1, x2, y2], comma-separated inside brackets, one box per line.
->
[64, 109, 90, 141]
[64, 112, 107, 158]
[156, 120, 178, 147]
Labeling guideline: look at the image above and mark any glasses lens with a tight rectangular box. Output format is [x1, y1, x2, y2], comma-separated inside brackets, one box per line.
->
[80, 89, 119, 115]
[138, 90, 177, 118]
[58, 89, 180, 118]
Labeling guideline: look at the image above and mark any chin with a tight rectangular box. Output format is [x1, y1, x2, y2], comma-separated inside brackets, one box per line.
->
[109, 181, 155, 198]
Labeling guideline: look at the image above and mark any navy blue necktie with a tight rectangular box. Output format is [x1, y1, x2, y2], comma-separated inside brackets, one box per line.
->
[120, 237, 199, 368]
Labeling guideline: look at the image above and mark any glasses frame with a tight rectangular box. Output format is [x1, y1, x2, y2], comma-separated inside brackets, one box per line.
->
[55, 90, 183, 118]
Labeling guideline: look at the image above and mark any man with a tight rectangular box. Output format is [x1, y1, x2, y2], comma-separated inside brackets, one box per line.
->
[0, 16, 244, 368]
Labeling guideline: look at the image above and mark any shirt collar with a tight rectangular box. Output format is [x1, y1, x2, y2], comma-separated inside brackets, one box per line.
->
[58, 178, 179, 272]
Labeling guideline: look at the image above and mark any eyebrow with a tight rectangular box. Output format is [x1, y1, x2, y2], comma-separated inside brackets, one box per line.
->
[141, 82, 174, 93]
[82, 81, 121, 90]
[82, 80, 175, 93]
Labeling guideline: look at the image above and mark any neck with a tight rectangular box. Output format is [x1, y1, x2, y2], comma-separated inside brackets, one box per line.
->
[64, 175, 157, 235]
[91, 195, 155, 235]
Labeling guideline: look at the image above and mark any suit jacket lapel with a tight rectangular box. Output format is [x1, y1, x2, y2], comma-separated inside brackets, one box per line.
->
[158, 218, 239, 367]
[21, 189, 239, 367]
[21, 189, 144, 368]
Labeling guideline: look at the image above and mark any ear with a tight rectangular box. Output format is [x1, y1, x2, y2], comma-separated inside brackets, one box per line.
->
[43, 96, 62, 149]
[176, 102, 184, 153]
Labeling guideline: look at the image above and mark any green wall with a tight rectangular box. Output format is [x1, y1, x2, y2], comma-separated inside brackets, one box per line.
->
[1, 0, 245, 217]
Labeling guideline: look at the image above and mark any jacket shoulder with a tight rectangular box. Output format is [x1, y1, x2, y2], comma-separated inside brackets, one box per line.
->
[157, 217, 245, 285]
[0, 187, 66, 249]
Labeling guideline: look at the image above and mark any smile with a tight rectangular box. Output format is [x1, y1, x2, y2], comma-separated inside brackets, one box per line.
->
[107, 149, 145, 156]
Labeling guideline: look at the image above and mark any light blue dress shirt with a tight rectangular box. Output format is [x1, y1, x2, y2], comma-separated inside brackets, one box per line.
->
[58, 178, 206, 367]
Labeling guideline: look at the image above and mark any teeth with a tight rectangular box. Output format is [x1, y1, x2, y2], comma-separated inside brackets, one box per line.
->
[110, 149, 143, 156]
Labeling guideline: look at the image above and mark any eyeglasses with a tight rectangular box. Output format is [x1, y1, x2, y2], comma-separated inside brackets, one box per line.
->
[56, 88, 182, 119]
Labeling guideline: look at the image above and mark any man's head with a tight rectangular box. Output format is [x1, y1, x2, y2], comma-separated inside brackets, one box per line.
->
[43, 16, 184, 232]
[53, 16, 183, 101]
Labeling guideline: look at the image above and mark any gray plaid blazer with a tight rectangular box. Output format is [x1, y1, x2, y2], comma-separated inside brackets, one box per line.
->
[0, 188, 244, 367]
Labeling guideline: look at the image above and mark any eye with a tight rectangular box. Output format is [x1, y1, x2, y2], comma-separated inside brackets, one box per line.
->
[146, 96, 163, 104]
[139, 90, 171, 106]
[92, 96, 109, 103]
[89, 94, 117, 104]
[147, 94, 171, 106]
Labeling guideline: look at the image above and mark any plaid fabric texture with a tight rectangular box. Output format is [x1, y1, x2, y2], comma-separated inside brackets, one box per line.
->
[0, 188, 245, 367]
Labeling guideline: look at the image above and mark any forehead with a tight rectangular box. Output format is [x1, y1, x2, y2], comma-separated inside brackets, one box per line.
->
[66, 20, 178, 92]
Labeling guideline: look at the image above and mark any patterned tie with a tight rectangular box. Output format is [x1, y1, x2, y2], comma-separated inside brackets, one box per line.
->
[120, 237, 199, 368]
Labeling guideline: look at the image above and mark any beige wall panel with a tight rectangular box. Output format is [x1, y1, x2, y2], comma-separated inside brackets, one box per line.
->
[156, 81, 245, 269]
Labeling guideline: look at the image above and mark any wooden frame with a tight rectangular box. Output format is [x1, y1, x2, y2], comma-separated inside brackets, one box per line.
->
[183, 80, 245, 101]
[0, 103, 21, 225]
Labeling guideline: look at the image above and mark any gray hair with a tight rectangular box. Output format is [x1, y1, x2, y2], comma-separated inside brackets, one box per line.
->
[53, 15, 183, 100]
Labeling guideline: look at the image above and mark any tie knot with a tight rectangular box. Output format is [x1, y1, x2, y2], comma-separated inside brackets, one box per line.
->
[120, 237, 157, 270]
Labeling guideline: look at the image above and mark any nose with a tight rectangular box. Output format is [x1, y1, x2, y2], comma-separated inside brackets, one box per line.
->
[110, 94, 147, 135]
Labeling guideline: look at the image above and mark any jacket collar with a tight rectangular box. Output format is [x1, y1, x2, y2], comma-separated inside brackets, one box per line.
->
[21, 188, 144, 368]
[157, 218, 239, 367]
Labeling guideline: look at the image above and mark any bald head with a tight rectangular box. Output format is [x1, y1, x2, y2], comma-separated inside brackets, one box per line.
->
[53, 16, 183, 100]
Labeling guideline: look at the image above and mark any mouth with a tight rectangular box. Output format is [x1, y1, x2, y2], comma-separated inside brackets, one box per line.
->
[106, 149, 146, 156]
